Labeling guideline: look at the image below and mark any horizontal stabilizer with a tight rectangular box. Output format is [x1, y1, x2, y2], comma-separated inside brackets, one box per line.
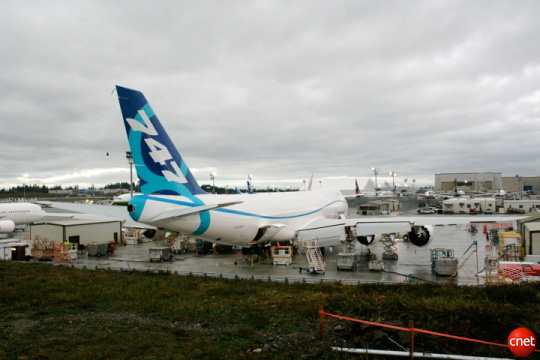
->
[150, 201, 243, 223]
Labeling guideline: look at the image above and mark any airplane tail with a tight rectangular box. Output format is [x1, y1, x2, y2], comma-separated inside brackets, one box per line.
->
[116, 86, 206, 196]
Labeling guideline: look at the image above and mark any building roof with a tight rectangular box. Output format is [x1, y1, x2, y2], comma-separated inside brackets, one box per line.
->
[32, 219, 123, 227]
[0, 242, 29, 248]
[360, 200, 392, 207]
[523, 222, 540, 231]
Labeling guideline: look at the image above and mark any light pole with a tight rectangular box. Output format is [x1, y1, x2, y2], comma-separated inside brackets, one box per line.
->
[521, 176, 523, 200]
[516, 174, 523, 200]
[372, 168, 379, 197]
[247, 174, 253, 193]
[390, 171, 397, 195]
[210, 172, 217, 194]
[126, 151, 133, 198]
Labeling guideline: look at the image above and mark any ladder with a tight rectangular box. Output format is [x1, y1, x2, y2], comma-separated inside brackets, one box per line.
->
[450, 250, 477, 279]
[301, 239, 326, 274]
[343, 226, 357, 253]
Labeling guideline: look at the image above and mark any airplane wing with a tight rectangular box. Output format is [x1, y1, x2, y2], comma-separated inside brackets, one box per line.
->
[150, 201, 243, 222]
[296, 217, 411, 247]
[296, 214, 530, 248]
[36, 201, 154, 229]
[355, 214, 531, 226]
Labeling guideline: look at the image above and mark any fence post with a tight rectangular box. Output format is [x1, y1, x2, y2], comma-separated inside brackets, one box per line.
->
[409, 319, 414, 360]
[319, 305, 325, 340]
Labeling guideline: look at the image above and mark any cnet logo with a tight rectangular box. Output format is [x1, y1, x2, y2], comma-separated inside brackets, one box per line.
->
[508, 327, 536, 357]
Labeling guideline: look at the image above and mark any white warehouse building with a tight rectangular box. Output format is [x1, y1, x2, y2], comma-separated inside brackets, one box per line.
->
[442, 197, 497, 214]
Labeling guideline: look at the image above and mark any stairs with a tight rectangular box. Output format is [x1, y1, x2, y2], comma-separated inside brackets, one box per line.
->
[450, 250, 477, 279]
[343, 226, 357, 253]
[301, 239, 326, 274]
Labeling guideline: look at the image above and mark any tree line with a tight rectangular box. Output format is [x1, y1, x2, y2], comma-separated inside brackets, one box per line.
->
[0, 182, 134, 194]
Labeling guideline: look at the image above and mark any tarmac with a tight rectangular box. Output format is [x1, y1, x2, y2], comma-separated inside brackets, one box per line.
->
[66, 216, 503, 286]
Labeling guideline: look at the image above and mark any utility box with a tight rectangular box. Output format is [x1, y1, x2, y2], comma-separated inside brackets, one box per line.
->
[368, 259, 386, 271]
[172, 239, 187, 254]
[271, 246, 293, 265]
[149, 247, 173, 262]
[435, 257, 458, 276]
[87, 242, 110, 257]
[337, 253, 357, 271]
[123, 228, 143, 245]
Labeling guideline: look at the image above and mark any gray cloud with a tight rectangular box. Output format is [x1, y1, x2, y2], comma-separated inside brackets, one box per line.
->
[1, 0, 539, 190]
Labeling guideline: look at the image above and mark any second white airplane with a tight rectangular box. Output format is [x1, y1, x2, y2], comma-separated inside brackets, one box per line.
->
[0, 202, 50, 233]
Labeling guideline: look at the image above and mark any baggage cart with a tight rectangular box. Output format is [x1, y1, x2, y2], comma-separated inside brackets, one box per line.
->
[87, 242, 110, 257]
[149, 247, 173, 262]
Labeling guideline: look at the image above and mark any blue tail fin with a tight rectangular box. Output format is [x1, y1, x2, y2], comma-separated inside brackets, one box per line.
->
[116, 86, 206, 196]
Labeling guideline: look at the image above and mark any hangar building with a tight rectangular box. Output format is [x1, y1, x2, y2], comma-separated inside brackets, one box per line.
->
[502, 176, 540, 193]
[435, 173, 502, 192]
[30, 219, 122, 247]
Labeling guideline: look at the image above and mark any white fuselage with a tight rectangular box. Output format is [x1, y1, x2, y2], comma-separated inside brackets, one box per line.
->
[130, 189, 348, 246]
[0, 203, 46, 224]
[0, 203, 47, 233]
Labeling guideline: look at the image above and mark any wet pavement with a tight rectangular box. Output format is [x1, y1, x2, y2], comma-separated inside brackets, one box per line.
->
[65, 220, 502, 286]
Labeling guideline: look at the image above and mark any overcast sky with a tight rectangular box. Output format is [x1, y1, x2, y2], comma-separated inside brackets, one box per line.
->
[1, 1, 539, 191]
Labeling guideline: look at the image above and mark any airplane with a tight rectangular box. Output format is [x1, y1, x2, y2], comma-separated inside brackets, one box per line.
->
[37, 199, 158, 237]
[115, 85, 526, 249]
[341, 180, 365, 198]
[0, 202, 49, 233]
[0, 202, 92, 233]
[112, 193, 142, 206]
[418, 190, 458, 200]
[116, 85, 355, 246]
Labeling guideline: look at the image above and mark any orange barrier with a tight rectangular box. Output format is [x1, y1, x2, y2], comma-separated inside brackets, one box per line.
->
[319, 308, 539, 353]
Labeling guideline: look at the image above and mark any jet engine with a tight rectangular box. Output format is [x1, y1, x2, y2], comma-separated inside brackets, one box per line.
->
[357, 235, 375, 246]
[0, 220, 16, 234]
[407, 225, 433, 247]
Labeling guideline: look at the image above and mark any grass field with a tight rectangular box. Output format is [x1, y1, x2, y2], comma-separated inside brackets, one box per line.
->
[1, 261, 538, 359]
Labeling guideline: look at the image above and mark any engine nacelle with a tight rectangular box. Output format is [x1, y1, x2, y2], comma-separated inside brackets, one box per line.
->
[408, 225, 433, 247]
[357, 235, 375, 246]
[140, 229, 157, 239]
[0, 220, 16, 233]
